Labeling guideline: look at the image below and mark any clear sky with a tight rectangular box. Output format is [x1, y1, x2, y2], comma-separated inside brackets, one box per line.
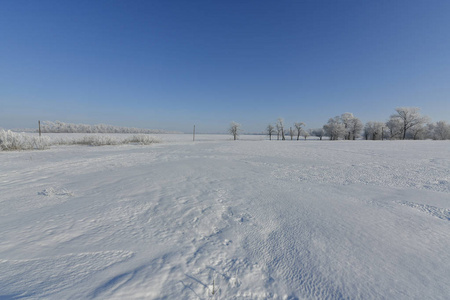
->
[1, 0, 449, 133]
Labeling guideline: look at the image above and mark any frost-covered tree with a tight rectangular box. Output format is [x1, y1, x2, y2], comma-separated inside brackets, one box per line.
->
[341, 113, 354, 140]
[310, 128, 325, 140]
[340, 113, 363, 140]
[266, 124, 276, 140]
[294, 122, 305, 140]
[426, 123, 435, 140]
[364, 122, 385, 140]
[427, 121, 450, 140]
[349, 117, 363, 140]
[322, 113, 362, 141]
[407, 124, 427, 140]
[228, 122, 241, 140]
[389, 107, 428, 140]
[301, 129, 310, 140]
[363, 124, 370, 140]
[434, 121, 450, 140]
[275, 123, 281, 140]
[386, 118, 403, 140]
[323, 116, 346, 140]
[277, 118, 286, 140]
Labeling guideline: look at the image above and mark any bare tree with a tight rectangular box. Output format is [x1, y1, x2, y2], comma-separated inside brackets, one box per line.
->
[294, 122, 305, 140]
[266, 124, 275, 140]
[228, 122, 241, 140]
[389, 107, 428, 140]
[277, 118, 285, 140]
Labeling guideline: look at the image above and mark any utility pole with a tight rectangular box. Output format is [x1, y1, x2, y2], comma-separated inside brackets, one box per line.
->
[38, 120, 41, 137]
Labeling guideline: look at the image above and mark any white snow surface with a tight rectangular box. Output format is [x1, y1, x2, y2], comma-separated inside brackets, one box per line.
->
[1, 135, 450, 299]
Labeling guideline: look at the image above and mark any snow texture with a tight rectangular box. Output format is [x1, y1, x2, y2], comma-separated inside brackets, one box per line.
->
[1, 135, 449, 299]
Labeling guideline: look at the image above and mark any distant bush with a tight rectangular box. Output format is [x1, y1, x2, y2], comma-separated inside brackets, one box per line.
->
[125, 135, 160, 145]
[0, 130, 51, 151]
[75, 135, 121, 146]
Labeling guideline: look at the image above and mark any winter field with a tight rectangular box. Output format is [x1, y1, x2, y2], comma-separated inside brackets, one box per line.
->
[1, 134, 450, 299]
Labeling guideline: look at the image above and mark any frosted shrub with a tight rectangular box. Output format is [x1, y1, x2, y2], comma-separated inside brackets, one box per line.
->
[0, 130, 28, 150]
[125, 135, 160, 145]
[52, 134, 160, 146]
[77, 135, 120, 146]
[0, 130, 51, 151]
[0, 131, 161, 150]
[33, 136, 52, 150]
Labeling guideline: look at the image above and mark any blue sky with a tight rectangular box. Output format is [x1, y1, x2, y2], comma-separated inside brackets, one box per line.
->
[1, 0, 449, 133]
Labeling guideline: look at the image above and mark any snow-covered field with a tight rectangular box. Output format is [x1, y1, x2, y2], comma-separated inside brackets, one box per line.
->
[1, 135, 449, 299]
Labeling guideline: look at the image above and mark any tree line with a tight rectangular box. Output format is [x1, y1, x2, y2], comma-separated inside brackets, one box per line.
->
[229, 107, 450, 140]
[39, 121, 177, 134]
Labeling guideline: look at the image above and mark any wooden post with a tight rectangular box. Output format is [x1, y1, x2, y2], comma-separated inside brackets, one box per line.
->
[193, 125, 195, 142]
[38, 120, 41, 137]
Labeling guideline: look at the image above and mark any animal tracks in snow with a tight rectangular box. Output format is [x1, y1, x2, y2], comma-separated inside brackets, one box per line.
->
[400, 201, 450, 221]
[38, 187, 74, 197]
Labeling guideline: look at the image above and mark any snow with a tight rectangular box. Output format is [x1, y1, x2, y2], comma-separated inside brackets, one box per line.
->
[1, 135, 450, 299]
